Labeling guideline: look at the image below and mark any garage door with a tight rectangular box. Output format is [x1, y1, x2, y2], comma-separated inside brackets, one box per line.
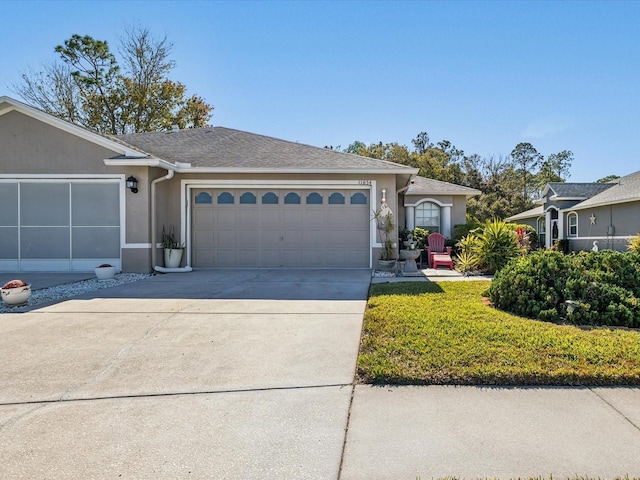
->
[0, 182, 121, 271]
[192, 188, 370, 268]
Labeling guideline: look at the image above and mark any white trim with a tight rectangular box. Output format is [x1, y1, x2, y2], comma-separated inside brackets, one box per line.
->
[572, 235, 633, 240]
[403, 197, 453, 208]
[122, 243, 152, 249]
[180, 179, 376, 269]
[567, 211, 578, 237]
[0, 174, 125, 180]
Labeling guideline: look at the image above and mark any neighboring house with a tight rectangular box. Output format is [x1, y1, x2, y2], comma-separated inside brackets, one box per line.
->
[0, 95, 479, 272]
[507, 173, 640, 251]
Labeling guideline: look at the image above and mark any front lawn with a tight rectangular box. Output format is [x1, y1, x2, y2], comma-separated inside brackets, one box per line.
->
[358, 281, 640, 385]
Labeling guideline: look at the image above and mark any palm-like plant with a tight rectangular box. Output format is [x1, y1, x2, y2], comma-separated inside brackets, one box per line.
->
[471, 219, 522, 274]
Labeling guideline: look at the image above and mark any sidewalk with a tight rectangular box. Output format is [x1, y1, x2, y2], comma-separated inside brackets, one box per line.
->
[342, 385, 640, 478]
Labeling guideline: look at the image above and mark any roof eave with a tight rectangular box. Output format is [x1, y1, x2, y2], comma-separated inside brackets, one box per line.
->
[104, 158, 177, 170]
[572, 197, 640, 211]
[170, 166, 420, 175]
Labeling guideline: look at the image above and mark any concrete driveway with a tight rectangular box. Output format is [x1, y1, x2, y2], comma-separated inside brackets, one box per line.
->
[0, 269, 370, 479]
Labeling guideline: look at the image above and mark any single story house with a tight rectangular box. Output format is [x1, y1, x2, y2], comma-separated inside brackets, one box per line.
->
[0, 95, 480, 272]
[507, 172, 640, 252]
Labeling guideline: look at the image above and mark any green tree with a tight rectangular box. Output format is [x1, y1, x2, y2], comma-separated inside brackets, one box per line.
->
[534, 150, 573, 195]
[15, 28, 213, 134]
[510, 142, 543, 203]
[596, 174, 621, 183]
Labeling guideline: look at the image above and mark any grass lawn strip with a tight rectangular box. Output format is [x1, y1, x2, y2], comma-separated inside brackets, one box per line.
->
[358, 281, 640, 385]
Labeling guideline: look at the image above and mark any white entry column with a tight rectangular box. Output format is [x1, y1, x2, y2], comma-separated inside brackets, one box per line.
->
[405, 206, 415, 230]
[442, 206, 452, 238]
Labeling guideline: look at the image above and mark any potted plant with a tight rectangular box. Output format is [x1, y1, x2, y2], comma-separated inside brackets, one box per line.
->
[162, 225, 184, 268]
[94, 263, 116, 280]
[372, 205, 397, 271]
[1, 279, 32, 306]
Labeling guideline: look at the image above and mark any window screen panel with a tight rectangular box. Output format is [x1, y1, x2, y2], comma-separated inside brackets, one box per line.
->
[72, 227, 120, 257]
[0, 184, 18, 226]
[21, 183, 70, 227]
[72, 183, 119, 226]
[20, 227, 70, 258]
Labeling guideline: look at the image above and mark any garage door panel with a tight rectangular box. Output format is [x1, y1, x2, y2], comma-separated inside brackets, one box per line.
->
[260, 249, 282, 267]
[216, 209, 237, 227]
[193, 209, 214, 227]
[281, 250, 304, 266]
[237, 250, 259, 267]
[214, 230, 236, 246]
[236, 232, 257, 249]
[281, 209, 303, 228]
[214, 249, 239, 267]
[259, 209, 280, 227]
[260, 230, 283, 248]
[282, 230, 303, 247]
[194, 229, 214, 247]
[237, 209, 259, 225]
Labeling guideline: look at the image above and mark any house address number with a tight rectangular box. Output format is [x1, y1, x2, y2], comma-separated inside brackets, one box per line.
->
[358, 180, 372, 186]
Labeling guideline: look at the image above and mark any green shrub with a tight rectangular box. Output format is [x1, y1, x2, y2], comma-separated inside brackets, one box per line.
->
[490, 250, 640, 328]
[553, 238, 570, 254]
[453, 218, 482, 241]
[489, 250, 570, 321]
[628, 232, 640, 254]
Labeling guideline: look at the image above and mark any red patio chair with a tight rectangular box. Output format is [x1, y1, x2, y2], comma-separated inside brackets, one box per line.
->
[426, 232, 453, 268]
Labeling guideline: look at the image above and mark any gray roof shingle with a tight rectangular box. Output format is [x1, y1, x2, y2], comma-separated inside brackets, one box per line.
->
[405, 176, 481, 196]
[117, 127, 414, 171]
[546, 182, 614, 199]
[572, 170, 640, 210]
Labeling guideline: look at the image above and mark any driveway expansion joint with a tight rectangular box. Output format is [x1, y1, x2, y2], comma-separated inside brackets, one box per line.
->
[0, 383, 354, 407]
[589, 387, 640, 433]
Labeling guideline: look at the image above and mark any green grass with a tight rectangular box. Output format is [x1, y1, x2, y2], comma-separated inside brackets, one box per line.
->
[358, 281, 640, 385]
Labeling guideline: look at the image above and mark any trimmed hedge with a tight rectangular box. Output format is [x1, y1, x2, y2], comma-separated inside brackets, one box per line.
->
[489, 250, 640, 328]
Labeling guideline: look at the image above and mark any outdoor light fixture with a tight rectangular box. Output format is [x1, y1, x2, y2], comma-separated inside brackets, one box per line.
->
[565, 300, 580, 315]
[381, 188, 387, 203]
[126, 176, 138, 194]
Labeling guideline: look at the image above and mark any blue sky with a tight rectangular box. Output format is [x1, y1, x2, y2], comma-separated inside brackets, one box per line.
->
[1, 0, 638, 182]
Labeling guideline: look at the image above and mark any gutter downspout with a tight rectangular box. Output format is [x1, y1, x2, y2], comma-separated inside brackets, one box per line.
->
[396, 175, 416, 196]
[151, 169, 174, 269]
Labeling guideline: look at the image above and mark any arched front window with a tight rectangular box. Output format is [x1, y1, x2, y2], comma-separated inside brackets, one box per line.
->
[537, 217, 546, 246]
[415, 202, 440, 233]
[567, 212, 578, 237]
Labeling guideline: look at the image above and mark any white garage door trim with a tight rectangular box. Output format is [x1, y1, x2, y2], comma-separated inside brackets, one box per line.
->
[0, 175, 126, 272]
[181, 179, 378, 268]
